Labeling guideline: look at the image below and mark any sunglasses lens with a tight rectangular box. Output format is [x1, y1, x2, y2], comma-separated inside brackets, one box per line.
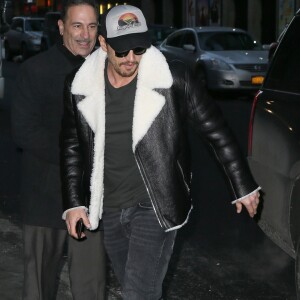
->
[115, 50, 130, 58]
[115, 48, 147, 57]
[133, 48, 147, 55]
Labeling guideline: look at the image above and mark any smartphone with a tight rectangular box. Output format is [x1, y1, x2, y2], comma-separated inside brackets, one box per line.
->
[75, 218, 85, 239]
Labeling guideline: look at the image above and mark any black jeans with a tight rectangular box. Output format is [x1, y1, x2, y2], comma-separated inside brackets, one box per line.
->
[102, 202, 177, 300]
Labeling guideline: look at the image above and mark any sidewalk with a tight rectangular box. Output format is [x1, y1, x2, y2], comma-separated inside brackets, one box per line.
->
[0, 211, 297, 300]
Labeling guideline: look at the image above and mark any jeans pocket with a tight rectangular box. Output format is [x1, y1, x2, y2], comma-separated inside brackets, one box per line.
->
[138, 201, 153, 209]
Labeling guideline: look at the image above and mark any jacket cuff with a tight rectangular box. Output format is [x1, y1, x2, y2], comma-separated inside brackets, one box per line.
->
[231, 187, 261, 204]
[62, 206, 88, 220]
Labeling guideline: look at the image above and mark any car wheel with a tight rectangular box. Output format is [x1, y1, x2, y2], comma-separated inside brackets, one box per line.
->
[4, 42, 12, 61]
[296, 239, 300, 298]
[21, 43, 29, 60]
[196, 67, 208, 89]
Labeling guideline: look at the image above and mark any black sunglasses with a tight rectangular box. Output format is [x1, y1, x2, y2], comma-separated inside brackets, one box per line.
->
[115, 47, 147, 58]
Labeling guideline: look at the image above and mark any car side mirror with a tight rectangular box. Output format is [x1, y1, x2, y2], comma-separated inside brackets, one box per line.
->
[16, 26, 23, 32]
[268, 42, 278, 60]
[262, 44, 271, 50]
[183, 44, 195, 52]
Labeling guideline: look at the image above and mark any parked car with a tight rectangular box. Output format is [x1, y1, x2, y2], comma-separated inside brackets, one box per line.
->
[0, 39, 4, 99]
[158, 27, 268, 93]
[3, 16, 44, 60]
[247, 8, 300, 298]
[40, 11, 61, 51]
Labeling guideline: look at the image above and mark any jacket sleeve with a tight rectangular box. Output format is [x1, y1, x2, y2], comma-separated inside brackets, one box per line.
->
[11, 62, 60, 164]
[172, 61, 258, 199]
[60, 73, 85, 211]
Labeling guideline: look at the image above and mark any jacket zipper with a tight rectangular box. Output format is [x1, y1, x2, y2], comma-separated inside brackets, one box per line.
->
[134, 150, 167, 229]
[86, 128, 94, 213]
[176, 160, 190, 193]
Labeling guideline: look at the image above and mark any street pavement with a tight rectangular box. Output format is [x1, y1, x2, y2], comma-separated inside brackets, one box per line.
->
[0, 60, 298, 299]
[0, 202, 297, 299]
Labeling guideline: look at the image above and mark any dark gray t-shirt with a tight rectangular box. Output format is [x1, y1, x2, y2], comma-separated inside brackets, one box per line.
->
[103, 66, 150, 210]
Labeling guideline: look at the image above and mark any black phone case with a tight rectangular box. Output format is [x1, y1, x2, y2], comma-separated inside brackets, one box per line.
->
[76, 218, 85, 238]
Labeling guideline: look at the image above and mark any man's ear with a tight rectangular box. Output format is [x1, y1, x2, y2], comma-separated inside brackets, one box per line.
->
[99, 35, 107, 52]
[57, 19, 64, 35]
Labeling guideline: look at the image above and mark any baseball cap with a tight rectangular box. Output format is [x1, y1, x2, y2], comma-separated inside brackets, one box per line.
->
[101, 5, 151, 53]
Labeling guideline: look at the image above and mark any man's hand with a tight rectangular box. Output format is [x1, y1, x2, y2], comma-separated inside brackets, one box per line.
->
[66, 208, 91, 239]
[235, 191, 260, 217]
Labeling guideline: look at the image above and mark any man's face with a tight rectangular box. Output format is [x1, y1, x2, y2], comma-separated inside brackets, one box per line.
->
[58, 4, 98, 57]
[99, 36, 143, 78]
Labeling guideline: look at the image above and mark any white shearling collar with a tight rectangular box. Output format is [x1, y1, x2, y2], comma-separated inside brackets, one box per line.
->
[71, 45, 173, 146]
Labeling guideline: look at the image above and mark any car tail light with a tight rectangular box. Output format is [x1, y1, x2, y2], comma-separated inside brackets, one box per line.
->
[248, 90, 262, 156]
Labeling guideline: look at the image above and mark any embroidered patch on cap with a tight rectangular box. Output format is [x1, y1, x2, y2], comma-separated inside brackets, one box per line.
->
[101, 5, 151, 52]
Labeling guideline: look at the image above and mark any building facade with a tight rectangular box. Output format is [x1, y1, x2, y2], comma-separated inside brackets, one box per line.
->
[1, 0, 300, 44]
[142, 0, 300, 45]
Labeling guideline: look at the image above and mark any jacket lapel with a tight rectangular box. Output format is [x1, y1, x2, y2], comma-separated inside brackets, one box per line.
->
[71, 50, 107, 229]
[133, 46, 173, 151]
[71, 50, 106, 133]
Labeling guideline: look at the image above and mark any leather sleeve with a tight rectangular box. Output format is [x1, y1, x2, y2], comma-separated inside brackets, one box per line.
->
[170, 61, 258, 199]
[60, 72, 85, 210]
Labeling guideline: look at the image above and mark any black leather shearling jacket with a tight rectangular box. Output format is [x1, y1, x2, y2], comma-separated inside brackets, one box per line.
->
[61, 47, 258, 231]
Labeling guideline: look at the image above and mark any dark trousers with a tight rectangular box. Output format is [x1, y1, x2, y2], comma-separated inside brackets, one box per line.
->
[102, 202, 177, 300]
[22, 224, 106, 300]
[68, 229, 106, 300]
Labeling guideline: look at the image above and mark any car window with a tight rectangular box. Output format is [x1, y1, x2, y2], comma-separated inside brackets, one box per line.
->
[148, 26, 175, 45]
[25, 19, 44, 31]
[199, 32, 258, 51]
[11, 19, 23, 30]
[165, 31, 184, 48]
[182, 31, 196, 47]
[264, 16, 300, 94]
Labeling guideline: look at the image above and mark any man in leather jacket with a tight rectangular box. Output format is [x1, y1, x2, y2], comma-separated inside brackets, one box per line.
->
[11, 1, 106, 299]
[61, 5, 260, 300]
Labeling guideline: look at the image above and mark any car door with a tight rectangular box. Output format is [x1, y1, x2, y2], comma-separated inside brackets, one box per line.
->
[0, 41, 4, 99]
[9, 18, 24, 52]
[180, 30, 200, 73]
[248, 12, 300, 296]
[160, 30, 184, 61]
[161, 30, 199, 73]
